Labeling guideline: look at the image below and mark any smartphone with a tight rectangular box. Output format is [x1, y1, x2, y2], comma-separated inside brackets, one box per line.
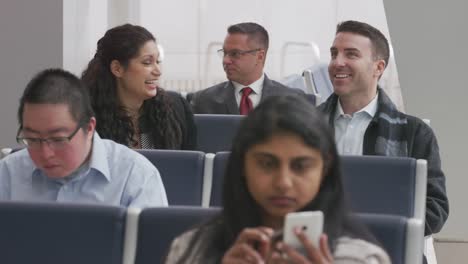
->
[283, 211, 324, 252]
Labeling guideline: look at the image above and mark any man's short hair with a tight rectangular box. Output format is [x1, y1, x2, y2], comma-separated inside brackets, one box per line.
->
[336, 20, 390, 68]
[227, 22, 269, 52]
[18, 68, 95, 129]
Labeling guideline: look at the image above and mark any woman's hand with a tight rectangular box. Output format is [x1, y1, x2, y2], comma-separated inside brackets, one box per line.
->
[222, 227, 275, 264]
[269, 228, 333, 264]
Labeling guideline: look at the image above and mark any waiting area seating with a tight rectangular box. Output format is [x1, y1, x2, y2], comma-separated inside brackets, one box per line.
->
[0, 201, 126, 264]
[0, 147, 427, 264]
[193, 114, 244, 154]
[137, 149, 205, 206]
[356, 213, 424, 264]
[127, 206, 219, 264]
[341, 155, 427, 221]
[0, 202, 423, 264]
[208, 153, 427, 220]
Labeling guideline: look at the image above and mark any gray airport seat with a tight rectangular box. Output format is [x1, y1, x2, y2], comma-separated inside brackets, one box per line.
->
[124, 206, 220, 264]
[209, 151, 230, 207]
[137, 149, 205, 206]
[356, 213, 424, 264]
[194, 114, 244, 154]
[0, 201, 126, 264]
[209, 153, 427, 222]
[341, 155, 427, 221]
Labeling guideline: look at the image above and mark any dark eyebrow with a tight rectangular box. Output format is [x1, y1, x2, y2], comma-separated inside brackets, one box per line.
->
[22, 126, 69, 135]
[330, 47, 361, 53]
[292, 156, 318, 163]
[344, 48, 360, 53]
[252, 152, 277, 159]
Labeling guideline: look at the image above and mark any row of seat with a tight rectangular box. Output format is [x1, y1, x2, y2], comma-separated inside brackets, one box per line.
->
[136, 149, 427, 263]
[137, 149, 427, 219]
[0, 202, 421, 264]
[0, 114, 244, 157]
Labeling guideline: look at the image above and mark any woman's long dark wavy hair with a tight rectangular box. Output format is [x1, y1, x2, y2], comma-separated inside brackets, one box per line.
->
[174, 95, 374, 262]
[81, 24, 182, 148]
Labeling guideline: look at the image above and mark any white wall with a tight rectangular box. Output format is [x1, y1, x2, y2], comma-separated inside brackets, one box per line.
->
[63, 0, 108, 75]
[0, 0, 63, 148]
[62, 0, 401, 102]
[384, 0, 468, 241]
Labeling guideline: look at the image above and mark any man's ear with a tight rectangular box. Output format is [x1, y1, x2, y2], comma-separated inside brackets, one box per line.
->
[256, 49, 266, 65]
[110, 60, 124, 78]
[86, 117, 96, 137]
[375, 59, 386, 78]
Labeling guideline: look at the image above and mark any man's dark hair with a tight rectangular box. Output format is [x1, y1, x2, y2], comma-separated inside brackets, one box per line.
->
[18, 68, 95, 129]
[227, 22, 269, 52]
[336, 20, 390, 68]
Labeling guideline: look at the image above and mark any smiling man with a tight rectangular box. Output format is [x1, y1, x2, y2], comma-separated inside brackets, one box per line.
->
[318, 20, 448, 254]
[190, 22, 304, 115]
[0, 68, 168, 207]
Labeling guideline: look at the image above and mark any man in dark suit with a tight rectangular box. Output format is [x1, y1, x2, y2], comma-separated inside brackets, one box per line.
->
[191, 22, 304, 114]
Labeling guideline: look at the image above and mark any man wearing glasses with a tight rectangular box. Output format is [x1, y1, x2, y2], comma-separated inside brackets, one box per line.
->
[190, 22, 304, 115]
[0, 68, 168, 208]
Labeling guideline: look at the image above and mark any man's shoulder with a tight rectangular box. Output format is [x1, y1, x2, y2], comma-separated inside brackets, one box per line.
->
[193, 81, 230, 99]
[0, 149, 35, 183]
[0, 148, 33, 168]
[99, 139, 157, 172]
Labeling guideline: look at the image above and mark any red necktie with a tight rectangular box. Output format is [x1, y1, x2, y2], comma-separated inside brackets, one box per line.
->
[239, 87, 253, 115]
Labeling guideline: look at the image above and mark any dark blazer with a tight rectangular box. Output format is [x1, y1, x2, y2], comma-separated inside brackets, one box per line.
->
[164, 91, 197, 150]
[190, 75, 305, 114]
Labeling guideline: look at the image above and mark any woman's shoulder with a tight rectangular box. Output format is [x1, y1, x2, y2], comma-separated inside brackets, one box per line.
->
[334, 236, 392, 264]
[159, 90, 190, 112]
[165, 225, 219, 264]
[163, 90, 185, 103]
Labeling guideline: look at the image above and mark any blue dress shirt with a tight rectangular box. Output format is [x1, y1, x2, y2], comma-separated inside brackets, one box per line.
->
[0, 133, 168, 208]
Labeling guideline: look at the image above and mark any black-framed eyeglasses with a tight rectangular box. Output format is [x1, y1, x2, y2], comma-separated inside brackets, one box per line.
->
[16, 123, 83, 150]
[217, 48, 262, 59]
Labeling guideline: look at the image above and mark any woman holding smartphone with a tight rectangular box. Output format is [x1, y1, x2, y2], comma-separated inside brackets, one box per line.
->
[165, 95, 390, 263]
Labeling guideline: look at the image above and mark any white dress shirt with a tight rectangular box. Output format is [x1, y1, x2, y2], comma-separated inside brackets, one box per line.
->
[232, 74, 265, 108]
[334, 93, 379, 155]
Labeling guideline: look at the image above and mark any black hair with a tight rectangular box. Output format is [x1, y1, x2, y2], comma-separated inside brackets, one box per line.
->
[81, 23, 183, 148]
[228, 22, 269, 52]
[18, 68, 94, 129]
[336, 20, 390, 68]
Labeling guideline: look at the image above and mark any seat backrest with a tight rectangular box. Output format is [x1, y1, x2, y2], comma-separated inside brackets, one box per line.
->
[341, 155, 425, 219]
[303, 63, 333, 103]
[209, 151, 230, 206]
[280, 73, 307, 92]
[0, 201, 126, 264]
[210, 154, 426, 219]
[355, 213, 407, 264]
[137, 149, 205, 206]
[356, 213, 424, 264]
[135, 206, 220, 264]
[194, 114, 244, 153]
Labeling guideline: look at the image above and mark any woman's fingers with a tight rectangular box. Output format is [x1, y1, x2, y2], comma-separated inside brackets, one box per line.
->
[274, 230, 334, 264]
[222, 227, 275, 264]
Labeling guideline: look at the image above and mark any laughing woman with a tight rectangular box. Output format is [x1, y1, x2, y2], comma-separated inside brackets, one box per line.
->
[82, 24, 196, 149]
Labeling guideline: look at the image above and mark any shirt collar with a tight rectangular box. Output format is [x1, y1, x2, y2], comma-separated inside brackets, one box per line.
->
[233, 73, 265, 95]
[334, 92, 379, 121]
[32, 132, 111, 182]
[88, 132, 111, 181]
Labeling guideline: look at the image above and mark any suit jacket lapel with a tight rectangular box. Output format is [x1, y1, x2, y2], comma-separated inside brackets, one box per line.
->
[219, 82, 239, 114]
[260, 74, 274, 101]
